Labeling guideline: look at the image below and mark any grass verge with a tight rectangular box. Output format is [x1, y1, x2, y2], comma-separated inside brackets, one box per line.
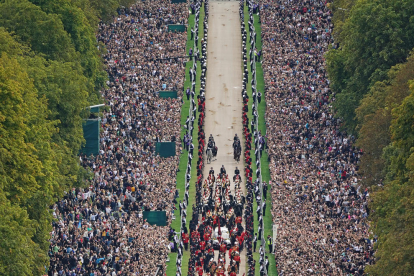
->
[166, 7, 197, 276]
[166, 4, 206, 276]
[243, 4, 277, 276]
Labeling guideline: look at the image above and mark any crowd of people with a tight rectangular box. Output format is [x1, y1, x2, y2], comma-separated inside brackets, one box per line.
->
[257, 0, 375, 275]
[47, 1, 191, 275]
[45, 0, 378, 275]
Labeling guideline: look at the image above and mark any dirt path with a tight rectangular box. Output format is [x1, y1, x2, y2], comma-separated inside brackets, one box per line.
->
[203, 1, 245, 274]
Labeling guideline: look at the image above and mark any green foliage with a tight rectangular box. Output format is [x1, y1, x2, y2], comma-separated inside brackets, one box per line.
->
[356, 53, 414, 187]
[327, 1, 414, 274]
[0, 193, 47, 276]
[0, 0, 130, 273]
[0, 0, 78, 62]
[326, 0, 414, 131]
[328, 0, 358, 40]
[28, 0, 107, 91]
[0, 53, 54, 275]
[367, 83, 414, 275]
[23, 56, 90, 153]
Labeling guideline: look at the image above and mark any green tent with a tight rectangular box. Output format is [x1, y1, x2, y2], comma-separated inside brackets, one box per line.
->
[168, 24, 186, 32]
[155, 142, 176, 157]
[80, 119, 100, 156]
[158, 91, 178, 98]
[143, 211, 167, 226]
[171, 0, 186, 3]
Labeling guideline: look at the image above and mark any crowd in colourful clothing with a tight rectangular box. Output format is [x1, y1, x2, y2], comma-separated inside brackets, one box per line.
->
[48, 1, 189, 275]
[258, 0, 375, 275]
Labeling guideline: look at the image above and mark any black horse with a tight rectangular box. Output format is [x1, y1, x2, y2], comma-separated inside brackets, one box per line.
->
[233, 143, 241, 162]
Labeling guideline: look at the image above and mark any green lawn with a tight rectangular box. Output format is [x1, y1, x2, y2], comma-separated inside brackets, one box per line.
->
[166, 4, 206, 276]
[166, 7, 197, 276]
[243, 5, 278, 276]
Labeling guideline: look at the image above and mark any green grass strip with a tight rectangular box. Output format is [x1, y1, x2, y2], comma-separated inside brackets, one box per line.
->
[166, 4, 206, 276]
[243, 4, 277, 276]
[166, 7, 197, 276]
[254, 11, 278, 276]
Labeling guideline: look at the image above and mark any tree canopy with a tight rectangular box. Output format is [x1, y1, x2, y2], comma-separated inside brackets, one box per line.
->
[327, 0, 414, 274]
[326, 0, 414, 131]
[0, 0, 134, 274]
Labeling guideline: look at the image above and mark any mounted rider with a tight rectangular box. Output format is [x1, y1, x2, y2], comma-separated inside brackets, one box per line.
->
[233, 134, 241, 149]
[233, 166, 240, 181]
[207, 139, 214, 152]
[208, 134, 218, 157]
[233, 134, 241, 162]
[208, 134, 216, 148]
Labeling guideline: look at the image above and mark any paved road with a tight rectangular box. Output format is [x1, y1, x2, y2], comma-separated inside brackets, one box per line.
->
[203, 1, 246, 274]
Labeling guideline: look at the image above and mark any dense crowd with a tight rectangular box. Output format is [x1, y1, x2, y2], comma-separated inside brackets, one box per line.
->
[258, 0, 375, 275]
[47, 1, 190, 275]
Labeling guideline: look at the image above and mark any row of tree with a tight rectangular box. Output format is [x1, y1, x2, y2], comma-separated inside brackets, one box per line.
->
[327, 0, 414, 274]
[0, 0, 134, 275]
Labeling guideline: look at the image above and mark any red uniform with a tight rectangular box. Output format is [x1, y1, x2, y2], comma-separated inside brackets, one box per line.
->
[237, 235, 243, 245]
[182, 233, 189, 244]
[234, 255, 241, 263]
[197, 266, 203, 276]
[219, 243, 227, 253]
[200, 241, 206, 251]
[213, 215, 218, 226]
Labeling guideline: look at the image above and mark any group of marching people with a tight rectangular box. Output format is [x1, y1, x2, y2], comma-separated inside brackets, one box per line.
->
[255, 0, 375, 275]
[201, 166, 245, 220]
[190, 167, 246, 276]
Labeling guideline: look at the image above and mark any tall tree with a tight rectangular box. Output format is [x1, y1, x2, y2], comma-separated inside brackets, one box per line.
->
[367, 82, 414, 275]
[0, 53, 54, 275]
[326, 0, 414, 131]
[356, 52, 414, 187]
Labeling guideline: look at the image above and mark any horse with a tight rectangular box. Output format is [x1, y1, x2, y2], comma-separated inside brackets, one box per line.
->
[206, 148, 213, 164]
[233, 174, 241, 183]
[233, 144, 241, 162]
[212, 146, 218, 159]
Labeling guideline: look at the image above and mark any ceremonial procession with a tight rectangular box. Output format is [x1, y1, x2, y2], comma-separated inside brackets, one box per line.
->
[2, 0, 414, 275]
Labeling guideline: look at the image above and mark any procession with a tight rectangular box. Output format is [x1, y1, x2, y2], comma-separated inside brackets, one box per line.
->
[2, 0, 413, 274]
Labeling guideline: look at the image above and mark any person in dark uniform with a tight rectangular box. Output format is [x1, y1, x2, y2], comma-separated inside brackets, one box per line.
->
[220, 165, 226, 178]
[233, 167, 240, 181]
[209, 167, 214, 176]
[208, 134, 215, 146]
[253, 233, 257, 252]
